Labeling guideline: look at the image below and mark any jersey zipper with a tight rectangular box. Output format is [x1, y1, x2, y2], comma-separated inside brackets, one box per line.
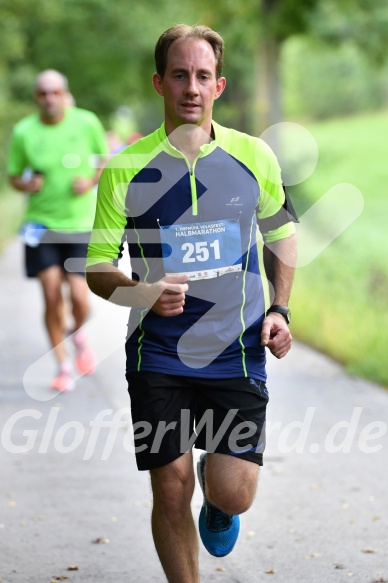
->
[185, 158, 199, 217]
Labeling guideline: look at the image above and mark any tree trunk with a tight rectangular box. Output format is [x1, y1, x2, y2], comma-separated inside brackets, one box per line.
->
[253, 0, 282, 137]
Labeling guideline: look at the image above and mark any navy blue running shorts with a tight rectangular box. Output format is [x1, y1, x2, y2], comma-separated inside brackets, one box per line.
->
[126, 372, 269, 471]
[25, 230, 90, 278]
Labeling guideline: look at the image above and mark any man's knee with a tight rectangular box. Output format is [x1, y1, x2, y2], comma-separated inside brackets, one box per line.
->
[151, 455, 195, 519]
[39, 266, 63, 306]
[206, 455, 259, 515]
[68, 276, 89, 311]
[207, 481, 256, 515]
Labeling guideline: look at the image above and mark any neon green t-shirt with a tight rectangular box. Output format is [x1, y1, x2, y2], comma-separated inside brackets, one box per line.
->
[7, 107, 108, 231]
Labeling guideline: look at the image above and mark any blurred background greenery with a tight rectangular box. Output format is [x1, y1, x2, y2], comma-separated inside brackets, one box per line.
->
[1, 0, 387, 385]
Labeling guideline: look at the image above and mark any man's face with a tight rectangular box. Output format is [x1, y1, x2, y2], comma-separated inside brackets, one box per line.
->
[35, 74, 68, 123]
[153, 38, 226, 134]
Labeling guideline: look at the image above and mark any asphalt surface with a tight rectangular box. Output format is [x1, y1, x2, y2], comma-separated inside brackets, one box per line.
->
[1, 239, 387, 583]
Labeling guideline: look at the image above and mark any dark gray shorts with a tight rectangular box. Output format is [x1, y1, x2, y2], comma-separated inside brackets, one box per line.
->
[25, 230, 90, 277]
[126, 372, 269, 471]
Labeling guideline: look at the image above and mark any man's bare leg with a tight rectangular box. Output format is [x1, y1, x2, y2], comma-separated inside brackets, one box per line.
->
[38, 266, 67, 363]
[150, 451, 199, 583]
[205, 453, 259, 515]
[67, 273, 96, 374]
[67, 274, 90, 332]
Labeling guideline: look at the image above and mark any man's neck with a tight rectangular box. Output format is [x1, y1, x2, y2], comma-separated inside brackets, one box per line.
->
[166, 123, 214, 165]
[40, 111, 65, 125]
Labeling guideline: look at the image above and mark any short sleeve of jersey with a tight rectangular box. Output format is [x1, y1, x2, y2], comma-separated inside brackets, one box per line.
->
[213, 123, 296, 245]
[87, 130, 162, 268]
[253, 138, 296, 243]
[85, 111, 109, 157]
[86, 163, 128, 267]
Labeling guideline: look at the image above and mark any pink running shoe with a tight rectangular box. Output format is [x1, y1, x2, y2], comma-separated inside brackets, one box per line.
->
[73, 332, 96, 375]
[51, 368, 75, 392]
[75, 345, 96, 375]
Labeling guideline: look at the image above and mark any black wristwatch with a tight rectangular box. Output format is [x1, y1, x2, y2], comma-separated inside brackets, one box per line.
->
[266, 305, 291, 324]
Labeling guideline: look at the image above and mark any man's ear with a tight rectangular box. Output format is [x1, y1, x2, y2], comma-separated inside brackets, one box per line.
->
[152, 73, 164, 96]
[214, 76, 226, 100]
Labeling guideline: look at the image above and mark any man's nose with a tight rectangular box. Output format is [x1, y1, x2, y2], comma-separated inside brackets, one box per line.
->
[185, 75, 199, 95]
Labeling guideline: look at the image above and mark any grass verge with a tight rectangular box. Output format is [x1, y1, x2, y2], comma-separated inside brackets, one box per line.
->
[290, 110, 388, 387]
[0, 190, 25, 252]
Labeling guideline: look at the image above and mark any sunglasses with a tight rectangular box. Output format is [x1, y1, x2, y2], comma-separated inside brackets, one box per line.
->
[36, 89, 64, 97]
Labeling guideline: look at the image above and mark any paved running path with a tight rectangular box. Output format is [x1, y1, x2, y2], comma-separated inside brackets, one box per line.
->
[1, 239, 387, 583]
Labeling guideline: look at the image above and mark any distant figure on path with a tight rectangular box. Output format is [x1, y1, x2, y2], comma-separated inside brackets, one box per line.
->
[7, 69, 108, 392]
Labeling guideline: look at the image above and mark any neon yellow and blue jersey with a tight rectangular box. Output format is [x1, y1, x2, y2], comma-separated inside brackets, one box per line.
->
[87, 121, 296, 380]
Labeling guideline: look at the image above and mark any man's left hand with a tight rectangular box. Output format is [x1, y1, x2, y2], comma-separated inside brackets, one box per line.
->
[261, 313, 292, 359]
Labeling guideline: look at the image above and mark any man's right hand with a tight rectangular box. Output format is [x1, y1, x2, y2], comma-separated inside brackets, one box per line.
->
[150, 274, 190, 317]
[9, 174, 44, 194]
[86, 265, 190, 312]
[26, 174, 44, 194]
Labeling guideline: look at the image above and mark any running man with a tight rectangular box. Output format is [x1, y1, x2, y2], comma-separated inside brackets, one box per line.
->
[86, 25, 297, 582]
[8, 70, 108, 392]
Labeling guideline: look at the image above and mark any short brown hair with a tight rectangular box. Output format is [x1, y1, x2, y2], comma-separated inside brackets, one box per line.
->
[155, 24, 224, 79]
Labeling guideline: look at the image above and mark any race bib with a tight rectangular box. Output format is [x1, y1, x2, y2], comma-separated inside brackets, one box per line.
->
[160, 219, 242, 281]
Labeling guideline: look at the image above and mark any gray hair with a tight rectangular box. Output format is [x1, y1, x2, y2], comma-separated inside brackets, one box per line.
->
[34, 70, 69, 92]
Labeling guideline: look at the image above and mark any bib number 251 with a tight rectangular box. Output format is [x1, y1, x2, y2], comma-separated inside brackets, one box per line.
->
[182, 240, 220, 263]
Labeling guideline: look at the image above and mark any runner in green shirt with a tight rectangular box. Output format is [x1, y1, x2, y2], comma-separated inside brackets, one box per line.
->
[7, 69, 108, 392]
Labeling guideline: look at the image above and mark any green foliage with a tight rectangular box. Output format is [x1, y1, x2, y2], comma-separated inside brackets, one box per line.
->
[1, 0, 388, 144]
[260, 0, 320, 41]
[282, 37, 385, 120]
[311, 0, 388, 64]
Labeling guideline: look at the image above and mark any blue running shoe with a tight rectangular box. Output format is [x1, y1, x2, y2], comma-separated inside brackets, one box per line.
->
[197, 453, 240, 557]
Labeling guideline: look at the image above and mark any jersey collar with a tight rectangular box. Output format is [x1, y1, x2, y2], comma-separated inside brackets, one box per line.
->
[157, 122, 219, 159]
